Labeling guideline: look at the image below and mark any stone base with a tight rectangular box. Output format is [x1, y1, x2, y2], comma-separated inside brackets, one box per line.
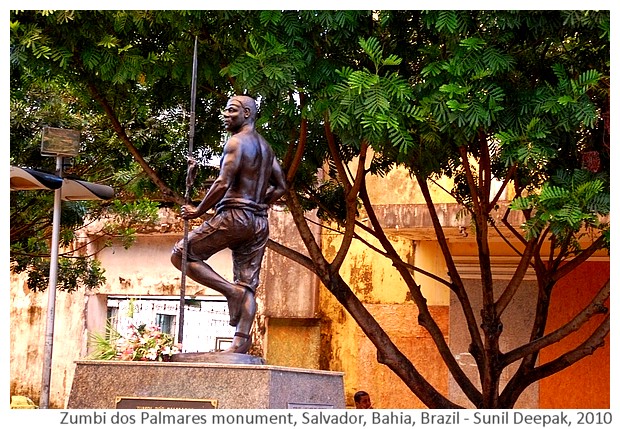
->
[67, 360, 345, 409]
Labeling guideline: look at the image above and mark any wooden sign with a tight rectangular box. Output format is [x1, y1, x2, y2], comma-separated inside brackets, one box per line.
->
[40, 127, 81, 157]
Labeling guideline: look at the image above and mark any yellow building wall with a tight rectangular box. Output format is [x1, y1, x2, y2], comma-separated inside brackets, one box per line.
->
[414, 240, 451, 306]
[10, 271, 89, 409]
[317, 159, 456, 407]
[320, 225, 451, 408]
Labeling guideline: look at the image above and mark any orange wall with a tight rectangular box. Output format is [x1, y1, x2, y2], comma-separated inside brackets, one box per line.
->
[539, 261, 610, 408]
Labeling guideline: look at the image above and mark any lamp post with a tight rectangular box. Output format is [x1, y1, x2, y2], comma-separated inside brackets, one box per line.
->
[39, 127, 80, 409]
[10, 127, 114, 408]
[39, 155, 64, 409]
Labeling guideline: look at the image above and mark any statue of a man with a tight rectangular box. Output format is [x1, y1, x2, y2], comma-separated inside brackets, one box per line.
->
[171, 95, 287, 354]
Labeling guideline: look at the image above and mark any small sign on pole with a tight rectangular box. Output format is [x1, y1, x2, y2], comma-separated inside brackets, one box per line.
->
[40, 127, 81, 157]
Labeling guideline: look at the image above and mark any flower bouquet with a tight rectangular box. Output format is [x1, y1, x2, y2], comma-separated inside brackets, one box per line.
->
[89, 322, 181, 362]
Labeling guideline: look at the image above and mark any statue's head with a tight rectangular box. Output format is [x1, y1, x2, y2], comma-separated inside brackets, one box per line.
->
[229, 95, 257, 121]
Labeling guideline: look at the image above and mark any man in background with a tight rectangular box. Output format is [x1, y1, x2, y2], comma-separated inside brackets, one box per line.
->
[354, 390, 373, 409]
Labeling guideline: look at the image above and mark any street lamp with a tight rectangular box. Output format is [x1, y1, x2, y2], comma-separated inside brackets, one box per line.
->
[10, 127, 114, 409]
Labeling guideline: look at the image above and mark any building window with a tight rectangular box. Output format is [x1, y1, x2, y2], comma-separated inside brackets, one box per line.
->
[106, 306, 119, 339]
[156, 313, 175, 336]
[102, 296, 234, 352]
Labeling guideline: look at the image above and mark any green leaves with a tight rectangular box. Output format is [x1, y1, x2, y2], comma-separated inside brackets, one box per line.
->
[432, 11, 463, 34]
[359, 37, 401, 73]
[539, 65, 603, 129]
[10, 10, 610, 293]
[97, 34, 121, 49]
[328, 37, 415, 152]
[510, 169, 609, 244]
[223, 30, 304, 96]
[416, 28, 515, 146]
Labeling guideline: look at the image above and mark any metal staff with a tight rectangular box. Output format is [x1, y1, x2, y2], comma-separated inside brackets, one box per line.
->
[178, 36, 198, 345]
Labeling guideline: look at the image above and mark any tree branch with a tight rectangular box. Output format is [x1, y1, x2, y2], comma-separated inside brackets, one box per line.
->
[551, 234, 607, 282]
[360, 181, 483, 407]
[266, 238, 316, 273]
[500, 314, 609, 408]
[489, 165, 517, 209]
[284, 92, 307, 183]
[502, 279, 609, 366]
[416, 172, 485, 369]
[330, 141, 368, 271]
[285, 180, 461, 408]
[501, 206, 528, 247]
[354, 220, 457, 290]
[477, 129, 491, 212]
[495, 240, 536, 316]
[86, 80, 184, 205]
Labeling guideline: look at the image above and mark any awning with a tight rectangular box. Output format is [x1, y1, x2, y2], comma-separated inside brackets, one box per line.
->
[10, 166, 114, 201]
[10, 166, 63, 191]
[60, 178, 115, 201]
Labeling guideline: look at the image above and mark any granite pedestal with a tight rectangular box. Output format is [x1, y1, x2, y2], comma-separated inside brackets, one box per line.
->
[67, 360, 345, 409]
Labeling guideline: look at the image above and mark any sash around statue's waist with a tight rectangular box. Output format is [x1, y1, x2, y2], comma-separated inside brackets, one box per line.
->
[215, 198, 269, 216]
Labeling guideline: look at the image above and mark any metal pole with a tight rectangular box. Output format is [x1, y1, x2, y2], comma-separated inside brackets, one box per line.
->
[178, 36, 198, 344]
[39, 155, 63, 409]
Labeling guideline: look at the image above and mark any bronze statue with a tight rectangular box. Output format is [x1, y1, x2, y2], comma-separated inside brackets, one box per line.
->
[171, 95, 287, 354]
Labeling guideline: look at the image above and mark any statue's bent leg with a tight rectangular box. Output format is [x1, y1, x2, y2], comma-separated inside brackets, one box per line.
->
[171, 214, 251, 325]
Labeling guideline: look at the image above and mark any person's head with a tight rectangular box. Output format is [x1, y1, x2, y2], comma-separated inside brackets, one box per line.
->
[354, 391, 372, 409]
[223, 95, 257, 132]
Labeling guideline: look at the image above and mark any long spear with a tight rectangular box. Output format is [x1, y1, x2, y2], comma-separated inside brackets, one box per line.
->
[178, 36, 198, 345]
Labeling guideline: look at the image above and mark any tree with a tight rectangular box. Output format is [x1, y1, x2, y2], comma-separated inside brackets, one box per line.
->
[10, 10, 609, 408]
[10, 11, 200, 290]
[9, 70, 164, 291]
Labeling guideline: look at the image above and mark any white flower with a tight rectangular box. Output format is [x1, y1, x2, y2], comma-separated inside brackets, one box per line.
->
[145, 348, 158, 360]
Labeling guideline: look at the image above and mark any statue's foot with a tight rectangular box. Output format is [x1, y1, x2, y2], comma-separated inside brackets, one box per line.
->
[227, 285, 252, 326]
[220, 332, 252, 354]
